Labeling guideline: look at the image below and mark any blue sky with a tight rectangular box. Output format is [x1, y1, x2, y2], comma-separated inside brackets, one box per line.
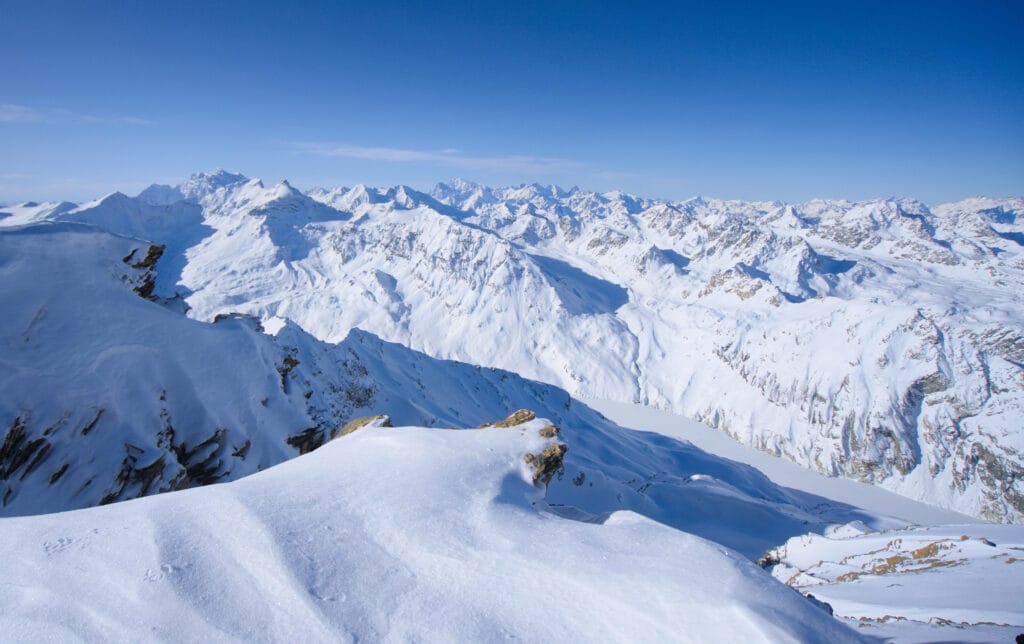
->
[2, 0, 1022, 203]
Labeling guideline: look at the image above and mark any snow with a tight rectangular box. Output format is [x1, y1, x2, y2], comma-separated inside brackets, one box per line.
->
[7, 172, 1023, 521]
[0, 199, 77, 226]
[765, 522, 1024, 642]
[2, 178, 1022, 641]
[132, 174, 1024, 520]
[579, 400, 1024, 642]
[0, 418, 864, 643]
[584, 398, 978, 526]
[0, 222, 312, 514]
[0, 220, 907, 569]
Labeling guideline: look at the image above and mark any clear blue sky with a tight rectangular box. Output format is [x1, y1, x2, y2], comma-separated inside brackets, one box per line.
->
[2, 0, 1022, 203]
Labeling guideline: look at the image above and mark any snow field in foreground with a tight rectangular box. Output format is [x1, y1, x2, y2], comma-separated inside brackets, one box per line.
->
[0, 419, 863, 643]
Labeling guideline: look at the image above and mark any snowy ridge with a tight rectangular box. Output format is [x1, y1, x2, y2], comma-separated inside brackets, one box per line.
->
[0, 416, 865, 642]
[4, 172, 1023, 522]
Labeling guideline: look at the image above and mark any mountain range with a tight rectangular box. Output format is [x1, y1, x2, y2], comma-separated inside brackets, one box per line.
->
[6, 170, 1020, 521]
[3, 171, 1024, 640]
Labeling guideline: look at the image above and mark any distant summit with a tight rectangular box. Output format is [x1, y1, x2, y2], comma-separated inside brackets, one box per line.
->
[138, 169, 249, 205]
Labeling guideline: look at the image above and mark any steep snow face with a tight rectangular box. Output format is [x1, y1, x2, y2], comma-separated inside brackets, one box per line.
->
[0, 223, 312, 514]
[23, 173, 1024, 521]
[0, 419, 866, 643]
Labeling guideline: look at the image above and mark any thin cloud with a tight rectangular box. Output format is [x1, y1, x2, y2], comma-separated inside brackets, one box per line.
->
[0, 103, 155, 126]
[294, 142, 583, 174]
[0, 104, 40, 123]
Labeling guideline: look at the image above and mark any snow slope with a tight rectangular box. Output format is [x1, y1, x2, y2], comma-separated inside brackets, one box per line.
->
[585, 398, 978, 526]
[0, 222, 318, 514]
[6, 172, 1023, 522]
[0, 416, 865, 643]
[0, 200, 77, 226]
[764, 522, 1024, 642]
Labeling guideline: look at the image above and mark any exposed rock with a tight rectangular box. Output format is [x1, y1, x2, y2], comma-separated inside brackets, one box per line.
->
[277, 354, 299, 391]
[80, 408, 104, 436]
[802, 593, 834, 616]
[483, 409, 537, 428]
[212, 312, 264, 331]
[335, 414, 392, 438]
[970, 443, 1024, 520]
[172, 428, 229, 486]
[130, 244, 165, 269]
[1, 417, 51, 482]
[124, 244, 165, 299]
[524, 442, 567, 486]
[756, 546, 784, 569]
[48, 463, 69, 485]
[286, 427, 324, 455]
[99, 444, 174, 506]
[93, 420, 238, 506]
[231, 439, 251, 459]
[537, 424, 560, 438]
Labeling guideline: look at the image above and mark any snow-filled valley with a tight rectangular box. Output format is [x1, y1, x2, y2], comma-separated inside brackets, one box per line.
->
[2, 172, 1023, 641]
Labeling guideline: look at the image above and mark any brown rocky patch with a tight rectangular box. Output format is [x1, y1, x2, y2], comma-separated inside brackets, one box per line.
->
[335, 414, 392, 438]
[481, 409, 536, 428]
[524, 442, 567, 486]
[537, 424, 559, 438]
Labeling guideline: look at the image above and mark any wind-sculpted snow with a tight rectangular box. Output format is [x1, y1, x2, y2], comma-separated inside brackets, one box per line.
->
[0, 418, 866, 642]
[6, 172, 1024, 521]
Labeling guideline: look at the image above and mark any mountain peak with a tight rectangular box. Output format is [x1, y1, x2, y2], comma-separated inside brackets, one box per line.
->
[441, 178, 483, 193]
[179, 169, 249, 202]
[271, 179, 301, 199]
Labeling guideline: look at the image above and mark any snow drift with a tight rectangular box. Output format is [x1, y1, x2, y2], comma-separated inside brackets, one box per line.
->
[0, 414, 864, 643]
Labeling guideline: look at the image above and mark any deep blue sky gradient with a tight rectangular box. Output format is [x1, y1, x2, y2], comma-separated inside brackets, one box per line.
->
[1, 0, 1022, 203]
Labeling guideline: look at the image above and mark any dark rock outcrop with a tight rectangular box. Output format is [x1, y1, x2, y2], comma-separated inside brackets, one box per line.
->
[524, 442, 567, 486]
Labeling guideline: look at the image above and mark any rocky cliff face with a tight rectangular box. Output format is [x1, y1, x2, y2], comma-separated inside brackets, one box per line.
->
[5, 176, 1022, 521]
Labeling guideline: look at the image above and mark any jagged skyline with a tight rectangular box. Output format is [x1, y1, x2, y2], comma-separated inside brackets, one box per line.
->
[2, 1, 1023, 203]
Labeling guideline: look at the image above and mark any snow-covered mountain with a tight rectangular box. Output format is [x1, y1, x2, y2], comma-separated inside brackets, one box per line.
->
[3, 172, 1022, 523]
[0, 218, 884, 639]
[0, 413, 866, 642]
[3, 175, 1024, 640]
[1, 220, 902, 562]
